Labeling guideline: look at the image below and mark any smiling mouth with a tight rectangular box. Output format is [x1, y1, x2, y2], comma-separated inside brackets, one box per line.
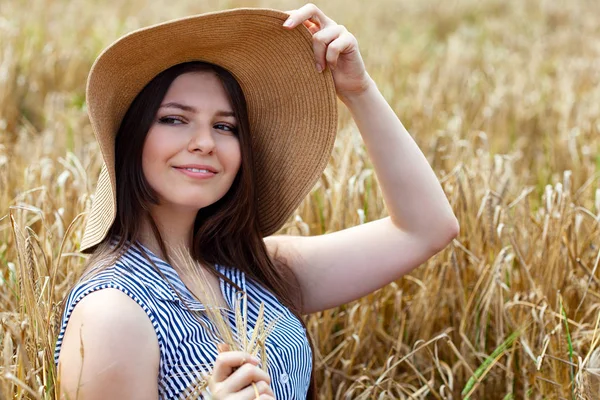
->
[173, 166, 218, 179]
[178, 167, 214, 173]
[173, 164, 219, 173]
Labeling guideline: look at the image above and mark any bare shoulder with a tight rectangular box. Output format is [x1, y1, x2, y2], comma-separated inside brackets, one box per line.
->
[57, 288, 160, 400]
[264, 234, 301, 259]
[264, 235, 304, 276]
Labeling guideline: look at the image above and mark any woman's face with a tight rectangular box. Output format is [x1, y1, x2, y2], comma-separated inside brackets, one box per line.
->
[142, 71, 242, 212]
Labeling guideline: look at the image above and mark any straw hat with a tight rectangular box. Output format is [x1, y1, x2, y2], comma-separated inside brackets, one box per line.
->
[79, 8, 338, 253]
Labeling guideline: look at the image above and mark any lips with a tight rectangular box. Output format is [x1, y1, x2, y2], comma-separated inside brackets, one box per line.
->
[174, 166, 218, 180]
[174, 164, 218, 173]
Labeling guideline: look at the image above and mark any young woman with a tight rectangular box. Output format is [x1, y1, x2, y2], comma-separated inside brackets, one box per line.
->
[54, 4, 459, 400]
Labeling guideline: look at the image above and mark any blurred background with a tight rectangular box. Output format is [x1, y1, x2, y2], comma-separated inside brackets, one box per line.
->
[1, 0, 599, 398]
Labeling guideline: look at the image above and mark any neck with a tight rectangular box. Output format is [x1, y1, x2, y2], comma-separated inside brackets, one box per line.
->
[137, 204, 198, 260]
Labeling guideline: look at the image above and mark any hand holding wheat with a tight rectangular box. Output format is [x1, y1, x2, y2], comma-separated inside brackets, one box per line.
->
[202, 343, 275, 399]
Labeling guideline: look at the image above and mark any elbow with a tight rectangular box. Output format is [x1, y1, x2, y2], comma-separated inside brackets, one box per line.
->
[429, 217, 459, 253]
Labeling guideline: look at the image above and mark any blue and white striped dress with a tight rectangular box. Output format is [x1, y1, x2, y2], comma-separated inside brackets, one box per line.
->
[54, 239, 312, 399]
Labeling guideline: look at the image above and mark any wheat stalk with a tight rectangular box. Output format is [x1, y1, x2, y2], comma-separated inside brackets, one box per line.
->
[169, 246, 280, 399]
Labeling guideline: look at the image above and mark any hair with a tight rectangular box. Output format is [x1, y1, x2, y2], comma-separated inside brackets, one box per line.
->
[67, 61, 318, 398]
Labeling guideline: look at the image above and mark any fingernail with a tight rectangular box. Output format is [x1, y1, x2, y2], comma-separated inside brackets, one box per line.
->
[251, 356, 260, 363]
[283, 18, 293, 27]
[315, 63, 323, 73]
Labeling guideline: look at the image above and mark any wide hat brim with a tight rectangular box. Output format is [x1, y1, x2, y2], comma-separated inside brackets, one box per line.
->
[79, 8, 338, 253]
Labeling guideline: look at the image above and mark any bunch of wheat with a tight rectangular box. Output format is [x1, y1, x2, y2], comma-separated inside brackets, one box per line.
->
[169, 246, 280, 399]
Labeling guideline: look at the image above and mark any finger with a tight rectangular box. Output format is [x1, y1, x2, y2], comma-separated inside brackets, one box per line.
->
[229, 380, 274, 400]
[292, 17, 320, 33]
[283, 9, 321, 35]
[284, 14, 322, 31]
[212, 351, 260, 383]
[252, 381, 275, 397]
[282, 3, 335, 30]
[304, 20, 320, 34]
[217, 343, 231, 353]
[312, 25, 345, 72]
[325, 32, 356, 70]
[222, 363, 271, 393]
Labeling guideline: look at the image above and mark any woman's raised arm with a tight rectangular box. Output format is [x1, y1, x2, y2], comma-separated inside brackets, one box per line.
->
[267, 4, 459, 314]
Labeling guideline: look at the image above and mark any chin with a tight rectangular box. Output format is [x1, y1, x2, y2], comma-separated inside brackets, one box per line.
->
[160, 190, 229, 210]
[178, 197, 223, 210]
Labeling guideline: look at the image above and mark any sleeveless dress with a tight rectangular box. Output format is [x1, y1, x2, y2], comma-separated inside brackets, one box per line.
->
[54, 239, 312, 399]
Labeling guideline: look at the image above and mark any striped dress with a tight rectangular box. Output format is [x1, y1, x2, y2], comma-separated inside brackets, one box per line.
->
[54, 239, 312, 399]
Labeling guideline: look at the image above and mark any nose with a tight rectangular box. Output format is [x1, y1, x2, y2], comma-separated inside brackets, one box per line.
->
[188, 123, 216, 155]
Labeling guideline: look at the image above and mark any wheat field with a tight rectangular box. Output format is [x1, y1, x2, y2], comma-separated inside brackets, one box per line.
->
[1, 0, 599, 398]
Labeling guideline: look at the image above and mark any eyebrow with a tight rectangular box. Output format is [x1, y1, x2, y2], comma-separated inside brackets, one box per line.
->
[159, 102, 235, 117]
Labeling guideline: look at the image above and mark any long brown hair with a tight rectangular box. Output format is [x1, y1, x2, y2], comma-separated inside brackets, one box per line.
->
[73, 61, 317, 398]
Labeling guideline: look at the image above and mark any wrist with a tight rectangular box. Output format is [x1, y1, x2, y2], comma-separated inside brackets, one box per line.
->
[338, 75, 378, 106]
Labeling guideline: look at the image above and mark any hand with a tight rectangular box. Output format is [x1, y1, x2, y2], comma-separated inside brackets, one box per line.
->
[283, 3, 373, 99]
[206, 344, 275, 399]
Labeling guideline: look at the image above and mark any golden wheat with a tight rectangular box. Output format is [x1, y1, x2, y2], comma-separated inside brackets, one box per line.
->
[1, 0, 600, 398]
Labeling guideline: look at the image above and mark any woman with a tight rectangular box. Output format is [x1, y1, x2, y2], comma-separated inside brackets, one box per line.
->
[54, 4, 459, 399]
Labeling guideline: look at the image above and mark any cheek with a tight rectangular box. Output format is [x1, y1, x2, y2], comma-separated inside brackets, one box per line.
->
[220, 137, 242, 172]
[143, 128, 179, 161]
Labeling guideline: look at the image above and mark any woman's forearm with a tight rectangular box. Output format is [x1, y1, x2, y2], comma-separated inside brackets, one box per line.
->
[339, 76, 459, 245]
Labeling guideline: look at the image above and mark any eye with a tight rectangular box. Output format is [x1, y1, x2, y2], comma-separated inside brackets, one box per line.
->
[158, 116, 185, 125]
[215, 124, 238, 134]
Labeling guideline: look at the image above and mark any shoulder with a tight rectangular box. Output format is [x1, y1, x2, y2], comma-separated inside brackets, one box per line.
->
[263, 235, 304, 275]
[68, 251, 174, 306]
[56, 287, 160, 399]
[62, 287, 158, 342]
[55, 258, 169, 363]
[61, 264, 156, 320]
